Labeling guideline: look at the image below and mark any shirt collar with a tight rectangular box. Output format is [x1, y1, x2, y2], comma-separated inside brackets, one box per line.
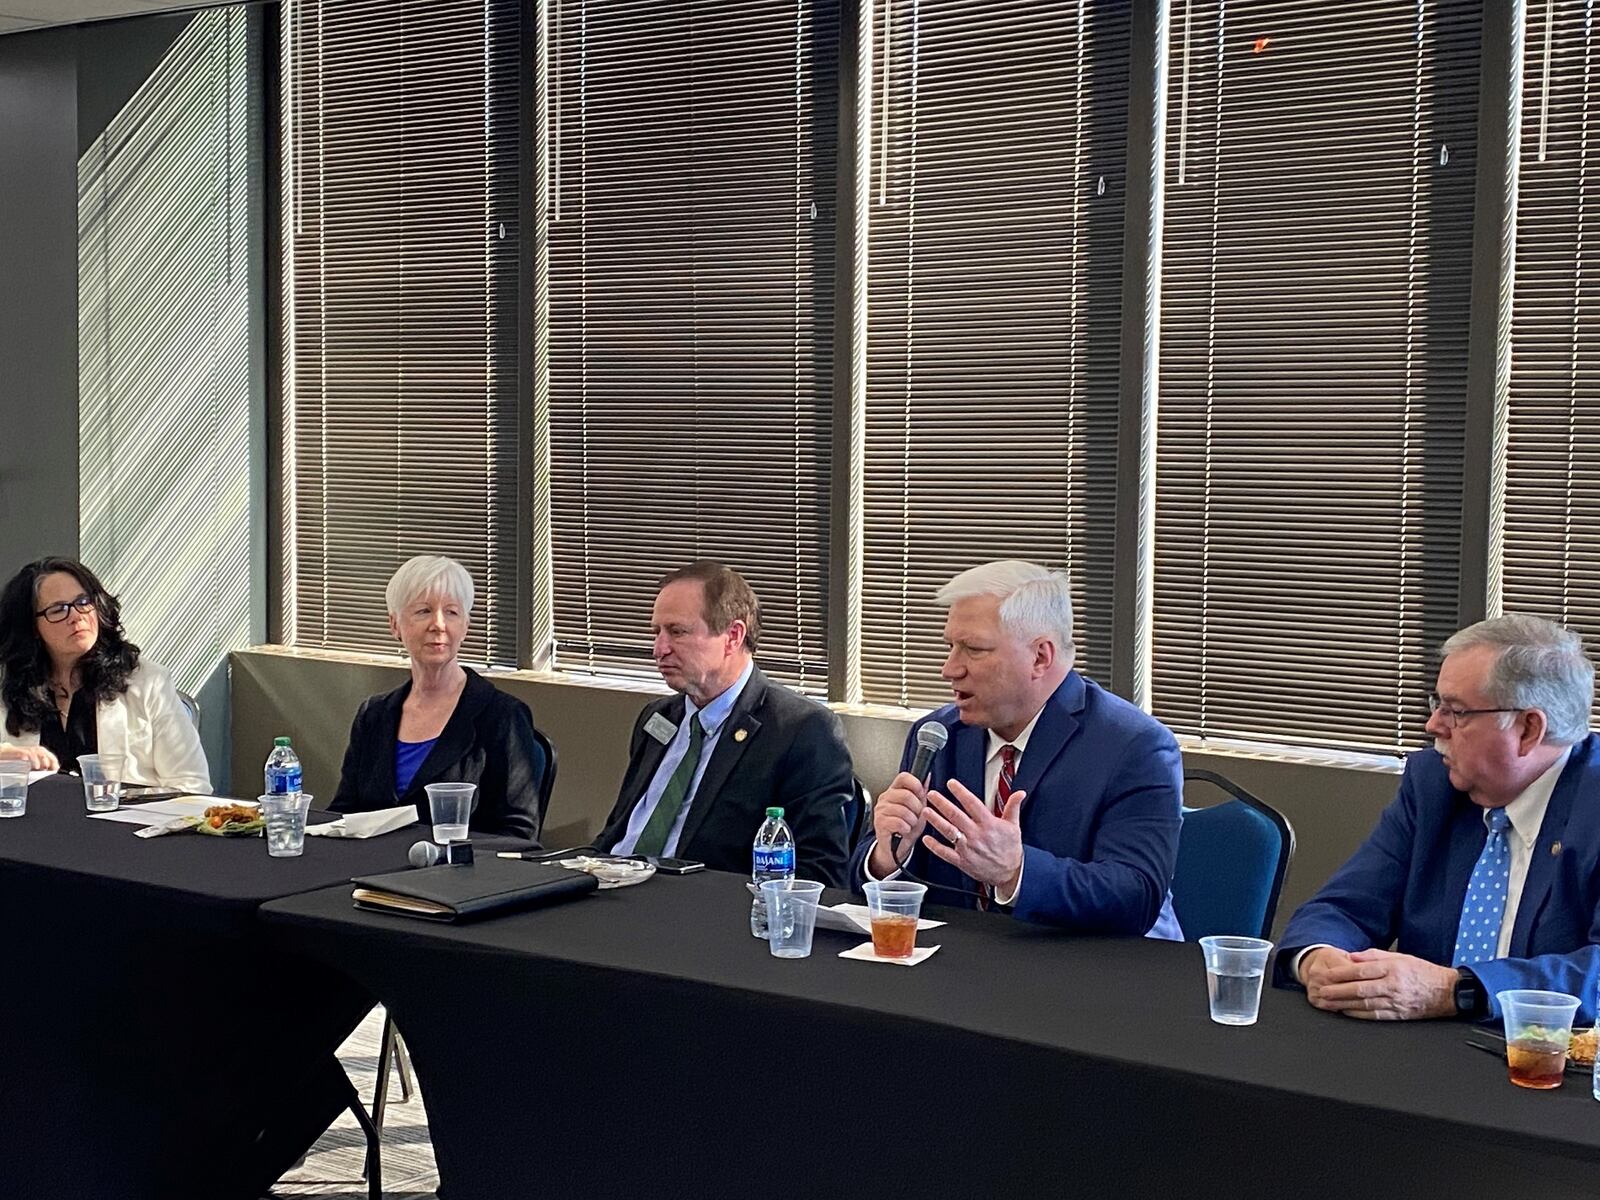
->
[1495, 745, 1572, 850]
[986, 704, 1046, 763]
[684, 657, 755, 736]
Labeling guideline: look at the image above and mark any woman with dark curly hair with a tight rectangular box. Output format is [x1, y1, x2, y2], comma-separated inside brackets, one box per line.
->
[0, 558, 210, 792]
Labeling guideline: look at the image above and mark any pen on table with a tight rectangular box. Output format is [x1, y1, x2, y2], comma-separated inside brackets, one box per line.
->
[496, 846, 599, 862]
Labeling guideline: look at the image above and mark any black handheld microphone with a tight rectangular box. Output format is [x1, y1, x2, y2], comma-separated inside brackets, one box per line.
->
[890, 721, 949, 859]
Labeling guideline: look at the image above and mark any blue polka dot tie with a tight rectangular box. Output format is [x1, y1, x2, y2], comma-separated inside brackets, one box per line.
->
[1452, 808, 1513, 968]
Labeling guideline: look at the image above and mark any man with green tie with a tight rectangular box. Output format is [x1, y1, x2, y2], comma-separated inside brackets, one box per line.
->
[595, 561, 854, 886]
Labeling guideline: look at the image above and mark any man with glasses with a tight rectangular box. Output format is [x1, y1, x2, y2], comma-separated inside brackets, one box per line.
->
[1276, 614, 1600, 1021]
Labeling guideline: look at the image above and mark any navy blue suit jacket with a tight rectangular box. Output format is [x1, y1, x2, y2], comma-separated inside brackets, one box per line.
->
[849, 671, 1183, 936]
[1276, 733, 1600, 1021]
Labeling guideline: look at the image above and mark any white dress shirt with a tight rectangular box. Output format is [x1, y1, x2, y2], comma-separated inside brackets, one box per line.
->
[982, 709, 1044, 905]
[1293, 745, 1571, 980]
[1489, 746, 1569, 958]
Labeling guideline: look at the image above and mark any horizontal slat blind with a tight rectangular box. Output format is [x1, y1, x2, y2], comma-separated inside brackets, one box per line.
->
[79, 6, 254, 698]
[282, 0, 520, 665]
[860, 0, 1126, 707]
[1152, 0, 1477, 754]
[1503, 0, 1600, 638]
[547, 0, 837, 689]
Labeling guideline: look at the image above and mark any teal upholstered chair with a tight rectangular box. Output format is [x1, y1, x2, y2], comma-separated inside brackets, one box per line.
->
[1172, 768, 1295, 941]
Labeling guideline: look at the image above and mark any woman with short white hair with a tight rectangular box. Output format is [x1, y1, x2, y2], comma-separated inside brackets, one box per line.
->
[330, 555, 545, 842]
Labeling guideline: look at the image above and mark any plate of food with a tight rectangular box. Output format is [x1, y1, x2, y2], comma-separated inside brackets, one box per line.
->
[192, 802, 265, 836]
[1466, 1025, 1596, 1074]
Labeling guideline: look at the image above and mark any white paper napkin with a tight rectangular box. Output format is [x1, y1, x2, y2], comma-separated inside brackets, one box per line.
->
[838, 941, 941, 966]
[305, 806, 417, 838]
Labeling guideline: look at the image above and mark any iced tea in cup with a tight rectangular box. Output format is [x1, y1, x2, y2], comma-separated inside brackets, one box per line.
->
[1497, 989, 1581, 1089]
[863, 880, 927, 958]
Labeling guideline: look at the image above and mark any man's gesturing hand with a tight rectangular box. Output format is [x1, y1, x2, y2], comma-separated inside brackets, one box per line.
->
[921, 777, 1027, 893]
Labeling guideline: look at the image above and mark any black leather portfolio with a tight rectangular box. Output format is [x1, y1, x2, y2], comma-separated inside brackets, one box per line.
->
[351, 858, 599, 922]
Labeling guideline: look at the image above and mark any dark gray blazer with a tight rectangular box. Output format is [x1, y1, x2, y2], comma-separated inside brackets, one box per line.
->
[595, 665, 853, 887]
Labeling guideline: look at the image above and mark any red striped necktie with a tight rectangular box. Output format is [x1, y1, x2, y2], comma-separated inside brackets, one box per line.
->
[979, 744, 1019, 910]
[995, 743, 1017, 815]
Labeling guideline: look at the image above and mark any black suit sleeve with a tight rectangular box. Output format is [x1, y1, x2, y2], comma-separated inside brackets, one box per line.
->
[330, 697, 378, 814]
[774, 706, 854, 889]
[491, 697, 544, 845]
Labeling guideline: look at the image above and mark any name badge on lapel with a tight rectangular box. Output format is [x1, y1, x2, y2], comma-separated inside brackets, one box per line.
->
[645, 713, 679, 745]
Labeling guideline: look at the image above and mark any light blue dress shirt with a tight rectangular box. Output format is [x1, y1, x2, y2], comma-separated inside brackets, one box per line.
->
[610, 658, 755, 857]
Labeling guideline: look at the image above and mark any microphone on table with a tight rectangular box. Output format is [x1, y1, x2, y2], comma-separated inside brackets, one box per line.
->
[408, 839, 475, 868]
[889, 721, 949, 862]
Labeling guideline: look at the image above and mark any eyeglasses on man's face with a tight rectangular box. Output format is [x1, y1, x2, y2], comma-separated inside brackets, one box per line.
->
[35, 594, 96, 625]
[1426, 692, 1522, 729]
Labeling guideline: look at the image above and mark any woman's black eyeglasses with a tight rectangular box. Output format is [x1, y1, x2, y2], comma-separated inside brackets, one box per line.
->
[35, 594, 96, 624]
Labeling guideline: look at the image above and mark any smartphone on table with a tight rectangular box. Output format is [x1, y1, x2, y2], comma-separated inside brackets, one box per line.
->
[641, 856, 705, 875]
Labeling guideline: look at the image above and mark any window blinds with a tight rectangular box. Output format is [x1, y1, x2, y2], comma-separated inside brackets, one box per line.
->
[282, 0, 521, 665]
[1503, 0, 1600, 642]
[545, 0, 837, 690]
[80, 6, 255, 698]
[859, 0, 1128, 708]
[1152, 0, 1478, 754]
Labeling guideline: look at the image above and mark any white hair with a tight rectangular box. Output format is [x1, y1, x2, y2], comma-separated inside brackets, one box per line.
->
[1442, 614, 1593, 745]
[385, 555, 475, 619]
[935, 560, 1075, 663]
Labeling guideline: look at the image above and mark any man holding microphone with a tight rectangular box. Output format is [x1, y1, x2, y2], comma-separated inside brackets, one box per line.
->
[851, 561, 1184, 936]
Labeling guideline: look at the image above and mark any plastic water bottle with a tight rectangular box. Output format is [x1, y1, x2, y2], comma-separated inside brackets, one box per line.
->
[264, 736, 303, 797]
[750, 806, 795, 938]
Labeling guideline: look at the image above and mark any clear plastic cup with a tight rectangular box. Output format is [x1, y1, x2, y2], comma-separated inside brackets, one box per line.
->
[0, 759, 27, 817]
[78, 754, 122, 813]
[1498, 989, 1581, 1089]
[761, 879, 825, 958]
[425, 782, 476, 843]
[863, 880, 927, 959]
[1199, 935, 1274, 1026]
[260, 792, 312, 858]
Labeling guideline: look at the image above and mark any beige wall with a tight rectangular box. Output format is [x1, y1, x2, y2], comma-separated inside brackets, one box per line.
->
[230, 648, 1401, 932]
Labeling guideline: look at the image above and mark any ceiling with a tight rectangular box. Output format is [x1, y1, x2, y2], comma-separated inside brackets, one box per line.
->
[0, 2, 238, 35]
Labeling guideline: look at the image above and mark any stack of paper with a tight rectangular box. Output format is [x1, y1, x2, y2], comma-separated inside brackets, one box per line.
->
[90, 797, 220, 827]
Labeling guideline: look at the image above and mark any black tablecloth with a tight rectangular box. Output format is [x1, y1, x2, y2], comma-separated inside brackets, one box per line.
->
[0, 775, 449, 1200]
[260, 866, 1600, 1199]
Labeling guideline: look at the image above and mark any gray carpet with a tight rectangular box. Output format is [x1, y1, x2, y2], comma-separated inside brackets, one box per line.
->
[267, 1006, 440, 1199]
